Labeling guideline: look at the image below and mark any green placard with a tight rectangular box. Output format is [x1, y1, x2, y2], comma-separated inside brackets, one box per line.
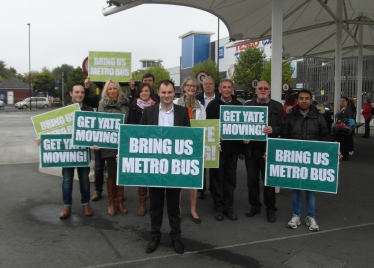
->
[190, 119, 220, 168]
[39, 134, 90, 168]
[265, 138, 340, 194]
[117, 125, 205, 189]
[220, 105, 268, 140]
[88, 51, 131, 82]
[31, 104, 80, 137]
[72, 111, 124, 149]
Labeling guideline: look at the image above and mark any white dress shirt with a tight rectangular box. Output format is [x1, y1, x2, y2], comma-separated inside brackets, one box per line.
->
[203, 93, 216, 108]
[158, 104, 174, 126]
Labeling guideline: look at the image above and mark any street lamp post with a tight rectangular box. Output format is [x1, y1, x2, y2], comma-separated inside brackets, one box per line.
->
[27, 23, 31, 110]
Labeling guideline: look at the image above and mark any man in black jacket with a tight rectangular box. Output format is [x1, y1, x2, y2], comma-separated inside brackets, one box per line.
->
[195, 76, 219, 199]
[281, 89, 330, 231]
[141, 80, 190, 255]
[83, 77, 101, 109]
[244, 80, 284, 222]
[195, 76, 219, 108]
[206, 78, 242, 221]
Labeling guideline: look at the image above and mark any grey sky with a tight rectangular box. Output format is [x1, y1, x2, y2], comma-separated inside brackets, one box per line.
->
[1, 0, 229, 75]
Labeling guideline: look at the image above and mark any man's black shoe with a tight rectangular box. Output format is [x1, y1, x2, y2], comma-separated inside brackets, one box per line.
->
[223, 211, 237, 221]
[197, 192, 205, 199]
[171, 239, 184, 254]
[214, 212, 224, 221]
[146, 237, 160, 253]
[245, 208, 261, 217]
[267, 211, 276, 223]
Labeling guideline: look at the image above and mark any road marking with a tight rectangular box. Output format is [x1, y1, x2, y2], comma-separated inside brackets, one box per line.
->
[81, 222, 374, 267]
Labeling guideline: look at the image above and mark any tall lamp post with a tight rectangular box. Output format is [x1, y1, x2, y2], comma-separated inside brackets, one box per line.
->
[27, 23, 31, 110]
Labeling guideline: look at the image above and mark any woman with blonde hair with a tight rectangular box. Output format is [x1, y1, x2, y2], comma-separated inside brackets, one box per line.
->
[173, 77, 206, 224]
[94, 79, 130, 216]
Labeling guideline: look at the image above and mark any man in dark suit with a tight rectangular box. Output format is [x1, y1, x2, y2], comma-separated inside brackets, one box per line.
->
[140, 80, 190, 254]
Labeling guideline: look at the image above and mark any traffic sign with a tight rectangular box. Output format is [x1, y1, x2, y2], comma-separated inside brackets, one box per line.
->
[82, 57, 88, 75]
[196, 71, 209, 83]
[282, 83, 290, 91]
[251, 78, 260, 89]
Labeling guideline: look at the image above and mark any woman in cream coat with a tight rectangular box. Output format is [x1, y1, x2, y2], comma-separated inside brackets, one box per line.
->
[173, 77, 206, 224]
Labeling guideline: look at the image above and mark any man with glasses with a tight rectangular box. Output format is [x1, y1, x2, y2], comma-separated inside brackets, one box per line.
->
[243, 80, 284, 222]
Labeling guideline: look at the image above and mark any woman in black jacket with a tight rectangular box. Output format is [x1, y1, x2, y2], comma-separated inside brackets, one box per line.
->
[128, 83, 157, 216]
[335, 96, 354, 160]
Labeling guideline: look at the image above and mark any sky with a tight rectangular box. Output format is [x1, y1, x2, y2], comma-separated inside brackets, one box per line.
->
[0, 0, 229, 75]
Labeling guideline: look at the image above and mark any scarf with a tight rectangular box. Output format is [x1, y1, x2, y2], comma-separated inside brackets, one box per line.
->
[101, 94, 129, 113]
[136, 98, 156, 111]
[177, 95, 200, 119]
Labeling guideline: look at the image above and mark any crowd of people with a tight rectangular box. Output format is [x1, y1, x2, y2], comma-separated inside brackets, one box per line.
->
[37, 73, 373, 255]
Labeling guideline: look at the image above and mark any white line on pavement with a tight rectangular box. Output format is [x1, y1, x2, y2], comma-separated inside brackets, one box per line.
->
[81, 222, 374, 267]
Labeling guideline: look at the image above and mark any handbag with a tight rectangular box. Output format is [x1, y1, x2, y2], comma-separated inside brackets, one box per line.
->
[332, 118, 355, 135]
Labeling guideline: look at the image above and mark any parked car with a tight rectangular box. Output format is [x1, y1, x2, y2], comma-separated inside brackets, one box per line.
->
[313, 100, 333, 117]
[14, 97, 50, 109]
[0, 100, 4, 109]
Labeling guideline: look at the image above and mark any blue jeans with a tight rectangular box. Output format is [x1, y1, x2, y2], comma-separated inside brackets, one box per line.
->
[94, 150, 105, 192]
[292, 190, 316, 218]
[62, 167, 90, 206]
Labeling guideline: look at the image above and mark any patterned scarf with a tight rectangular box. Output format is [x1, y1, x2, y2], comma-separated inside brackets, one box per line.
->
[177, 95, 200, 119]
[136, 98, 156, 111]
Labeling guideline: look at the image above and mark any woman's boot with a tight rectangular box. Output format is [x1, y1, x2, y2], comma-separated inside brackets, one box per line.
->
[116, 186, 128, 214]
[107, 179, 117, 216]
[138, 187, 147, 216]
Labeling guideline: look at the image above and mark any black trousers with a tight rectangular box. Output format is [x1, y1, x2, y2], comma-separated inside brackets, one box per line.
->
[149, 187, 181, 240]
[244, 149, 276, 212]
[348, 132, 354, 152]
[364, 118, 372, 136]
[210, 153, 238, 213]
[198, 168, 213, 193]
[337, 134, 350, 160]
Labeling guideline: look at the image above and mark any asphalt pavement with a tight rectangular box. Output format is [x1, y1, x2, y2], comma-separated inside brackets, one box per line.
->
[0, 106, 373, 268]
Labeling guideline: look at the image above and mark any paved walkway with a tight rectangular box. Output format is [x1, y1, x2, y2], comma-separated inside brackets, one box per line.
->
[0, 110, 373, 268]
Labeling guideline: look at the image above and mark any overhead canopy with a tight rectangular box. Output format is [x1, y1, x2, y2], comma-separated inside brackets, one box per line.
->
[103, 0, 374, 59]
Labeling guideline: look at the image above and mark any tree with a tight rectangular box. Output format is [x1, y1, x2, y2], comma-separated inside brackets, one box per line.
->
[191, 59, 222, 87]
[0, 60, 17, 79]
[19, 71, 39, 84]
[33, 71, 55, 95]
[41, 67, 51, 73]
[52, 64, 75, 84]
[132, 70, 144, 81]
[261, 60, 294, 87]
[232, 47, 266, 92]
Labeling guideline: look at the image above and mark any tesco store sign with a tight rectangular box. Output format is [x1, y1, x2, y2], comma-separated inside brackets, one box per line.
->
[234, 42, 260, 57]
